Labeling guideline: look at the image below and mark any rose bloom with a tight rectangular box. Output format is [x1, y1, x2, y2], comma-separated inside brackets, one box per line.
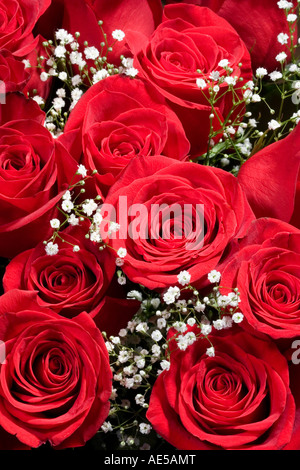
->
[130, 4, 252, 156]
[0, 93, 77, 259]
[0, 290, 112, 449]
[147, 327, 296, 450]
[62, 75, 190, 197]
[165, 0, 298, 72]
[220, 218, 300, 340]
[3, 225, 115, 318]
[101, 155, 254, 290]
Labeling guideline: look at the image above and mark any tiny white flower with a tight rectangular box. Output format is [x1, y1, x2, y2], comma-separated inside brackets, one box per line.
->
[268, 119, 281, 130]
[206, 346, 215, 357]
[108, 221, 120, 233]
[139, 423, 151, 435]
[277, 32, 289, 45]
[277, 0, 293, 9]
[196, 78, 206, 89]
[209, 71, 220, 81]
[127, 290, 143, 301]
[54, 45, 66, 58]
[22, 59, 31, 68]
[269, 70, 283, 81]
[32, 96, 44, 106]
[71, 74, 82, 87]
[45, 241, 59, 256]
[213, 318, 225, 330]
[218, 59, 229, 68]
[82, 199, 98, 216]
[232, 312, 244, 323]
[112, 29, 125, 42]
[61, 199, 74, 213]
[101, 421, 113, 433]
[160, 360, 170, 371]
[201, 323, 212, 336]
[77, 164, 88, 177]
[117, 247, 127, 258]
[73, 245, 80, 252]
[50, 218, 60, 229]
[177, 270, 191, 286]
[52, 97, 65, 111]
[115, 257, 124, 267]
[251, 94, 261, 102]
[84, 46, 100, 60]
[117, 276, 126, 285]
[135, 394, 145, 406]
[187, 318, 196, 327]
[135, 322, 149, 333]
[208, 270, 221, 283]
[287, 13, 297, 22]
[71, 88, 83, 102]
[58, 71, 68, 81]
[55, 29, 74, 44]
[40, 71, 49, 82]
[151, 330, 163, 342]
[256, 67, 268, 78]
[63, 190, 71, 200]
[92, 69, 109, 83]
[276, 52, 287, 63]
[224, 76, 237, 86]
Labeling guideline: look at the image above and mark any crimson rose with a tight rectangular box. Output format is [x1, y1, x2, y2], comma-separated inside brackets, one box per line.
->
[130, 4, 252, 156]
[0, 290, 112, 448]
[220, 218, 300, 340]
[62, 75, 190, 196]
[101, 155, 254, 290]
[0, 95, 77, 259]
[147, 327, 296, 450]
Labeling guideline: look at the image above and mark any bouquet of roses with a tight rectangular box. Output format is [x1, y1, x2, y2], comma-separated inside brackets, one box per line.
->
[0, 0, 299, 453]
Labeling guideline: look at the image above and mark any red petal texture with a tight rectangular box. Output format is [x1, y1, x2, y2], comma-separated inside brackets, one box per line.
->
[238, 123, 300, 228]
[0, 290, 112, 449]
[164, 0, 298, 71]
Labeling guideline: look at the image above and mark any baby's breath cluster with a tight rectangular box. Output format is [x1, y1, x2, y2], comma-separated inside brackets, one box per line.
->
[43, 165, 116, 255]
[97, 270, 242, 450]
[198, 1, 300, 173]
[25, 22, 138, 136]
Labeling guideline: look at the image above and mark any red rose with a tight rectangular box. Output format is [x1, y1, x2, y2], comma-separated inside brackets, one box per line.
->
[130, 4, 252, 156]
[147, 327, 296, 450]
[100, 155, 254, 290]
[238, 123, 300, 229]
[165, 0, 298, 72]
[0, 96, 77, 258]
[3, 224, 115, 318]
[220, 218, 300, 340]
[0, 0, 51, 57]
[62, 75, 190, 196]
[0, 50, 30, 93]
[0, 290, 112, 448]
